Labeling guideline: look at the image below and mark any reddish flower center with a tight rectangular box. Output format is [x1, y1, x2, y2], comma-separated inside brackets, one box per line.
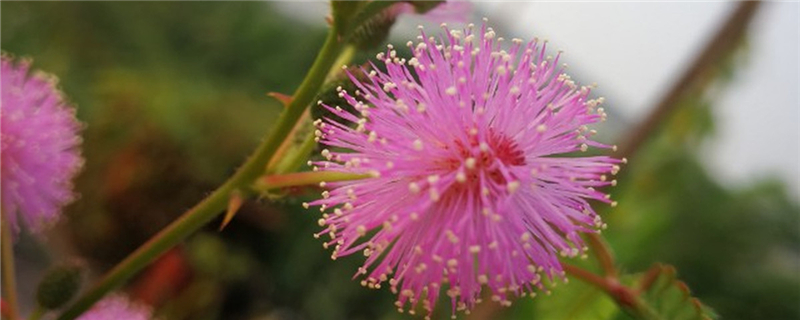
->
[440, 128, 526, 187]
[485, 130, 526, 167]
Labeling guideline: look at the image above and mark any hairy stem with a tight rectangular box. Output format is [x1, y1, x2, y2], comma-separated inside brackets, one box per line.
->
[268, 44, 356, 175]
[57, 26, 344, 320]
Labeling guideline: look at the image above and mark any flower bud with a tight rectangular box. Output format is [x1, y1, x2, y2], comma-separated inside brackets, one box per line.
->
[405, 1, 446, 14]
[348, 8, 398, 50]
[347, 1, 445, 50]
[36, 262, 84, 310]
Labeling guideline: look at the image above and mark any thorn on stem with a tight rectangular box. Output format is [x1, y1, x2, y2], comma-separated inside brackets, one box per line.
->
[220, 190, 244, 231]
[267, 92, 294, 107]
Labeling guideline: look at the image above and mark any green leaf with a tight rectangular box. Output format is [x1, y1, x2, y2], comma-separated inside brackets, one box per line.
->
[37, 263, 84, 310]
[407, 1, 445, 14]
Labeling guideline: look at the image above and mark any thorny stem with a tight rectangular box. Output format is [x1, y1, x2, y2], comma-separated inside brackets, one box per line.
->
[1, 215, 19, 320]
[56, 26, 345, 320]
[267, 44, 356, 175]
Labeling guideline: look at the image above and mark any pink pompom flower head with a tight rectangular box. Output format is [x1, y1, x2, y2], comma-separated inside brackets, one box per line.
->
[1, 55, 83, 235]
[308, 22, 623, 316]
[76, 294, 153, 320]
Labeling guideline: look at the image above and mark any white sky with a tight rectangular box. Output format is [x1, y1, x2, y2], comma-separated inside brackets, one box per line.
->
[477, 2, 800, 198]
[277, 2, 800, 198]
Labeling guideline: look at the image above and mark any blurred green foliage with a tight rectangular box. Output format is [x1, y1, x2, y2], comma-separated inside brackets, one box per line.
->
[2, 2, 797, 320]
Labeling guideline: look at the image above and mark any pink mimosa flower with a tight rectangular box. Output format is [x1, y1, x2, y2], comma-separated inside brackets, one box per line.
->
[1, 55, 83, 235]
[392, 1, 473, 23]
[76, 295, 152, 320]
[309, 22, 622, 316]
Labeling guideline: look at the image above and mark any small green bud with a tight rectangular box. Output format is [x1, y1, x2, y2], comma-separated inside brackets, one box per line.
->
[36, 262, 84, 310]
[406, 1, 446, 14]
[349, 9, 398, 50]
[344, 1, 445, 50]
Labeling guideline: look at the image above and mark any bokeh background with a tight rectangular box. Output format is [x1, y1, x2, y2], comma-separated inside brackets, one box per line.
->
[2, 2, 798, 320]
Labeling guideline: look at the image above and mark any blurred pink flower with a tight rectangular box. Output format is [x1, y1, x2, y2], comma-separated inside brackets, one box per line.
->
[310, 23, 622, 316]
[393, 1, 473, 23]
[76, 295, 152, 320]
[1, 55, 83, 235]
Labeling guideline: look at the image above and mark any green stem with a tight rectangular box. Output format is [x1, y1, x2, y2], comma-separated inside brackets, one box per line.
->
[266, 109, 314, 174]
[1, 215, 19, 320]
[273, 44, 357, 175]
[254, 171, 369, 192]
[273, 124, 320, 174]
[270, 44, 357, 175]
[56, 26, 344, 320]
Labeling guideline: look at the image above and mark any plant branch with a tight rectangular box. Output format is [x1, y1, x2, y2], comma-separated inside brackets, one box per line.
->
[562, 264, 611, 293]
[586, 233, 617, 277]
[57, 26, 345, 320]
[616, 1, 761, 161]
[563, 264, 659, 320]
[267, 44, 356, 175]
